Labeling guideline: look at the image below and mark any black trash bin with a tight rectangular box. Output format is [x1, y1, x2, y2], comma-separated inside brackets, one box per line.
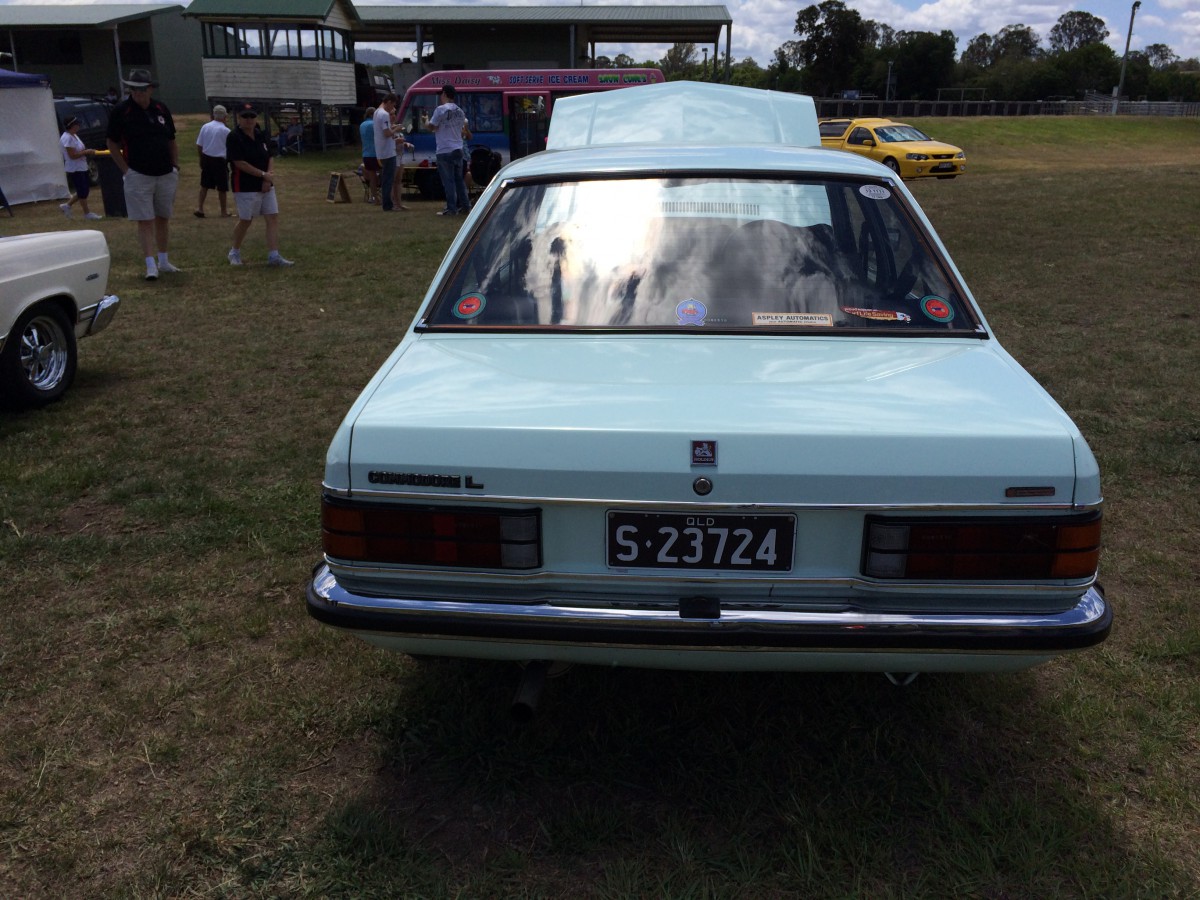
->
[95, 152, 126, 218]
[413, 165, 444, 202]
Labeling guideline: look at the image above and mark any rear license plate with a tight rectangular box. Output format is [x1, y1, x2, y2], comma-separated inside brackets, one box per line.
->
[607, 511, 795, 571]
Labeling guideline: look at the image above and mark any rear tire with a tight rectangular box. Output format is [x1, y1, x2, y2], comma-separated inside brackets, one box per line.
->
[87, 157, 100, 187]
[0, 302, 77, 409]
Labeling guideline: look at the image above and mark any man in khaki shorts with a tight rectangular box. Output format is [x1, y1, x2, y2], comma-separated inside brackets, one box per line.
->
[105, 68, 180, 281]
[225, 103, 293, 267]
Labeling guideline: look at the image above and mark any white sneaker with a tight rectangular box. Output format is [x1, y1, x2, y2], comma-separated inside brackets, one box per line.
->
[59, 203, 72, 218]
[145, 261, 159, 281]
[228, 249, 243, 266]
[267, 254, 294, 267]
[157, 260, 181, 274]
[84, 212, 103, 221]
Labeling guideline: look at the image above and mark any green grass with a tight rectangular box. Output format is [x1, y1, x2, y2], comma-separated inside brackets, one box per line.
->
[1, 115, 1198, 897]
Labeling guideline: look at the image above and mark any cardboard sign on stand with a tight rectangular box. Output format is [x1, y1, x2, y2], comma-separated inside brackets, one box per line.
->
[326, 172, 352, 203]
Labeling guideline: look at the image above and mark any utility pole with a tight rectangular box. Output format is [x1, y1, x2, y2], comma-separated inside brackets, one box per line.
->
[1113, 1, 1141, 115]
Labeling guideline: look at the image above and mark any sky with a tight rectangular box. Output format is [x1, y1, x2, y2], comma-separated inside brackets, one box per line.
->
[2, 0, 1197, 67]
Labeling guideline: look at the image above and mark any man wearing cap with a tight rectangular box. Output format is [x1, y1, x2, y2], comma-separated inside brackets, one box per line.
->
[225, 103, 293, 267]
[105, 69, 181, 281]
[195, 105, 231, 218]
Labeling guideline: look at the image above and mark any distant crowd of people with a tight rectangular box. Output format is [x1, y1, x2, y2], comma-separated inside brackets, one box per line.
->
[61, 70, 480, 280]
[63, 68, 294, 280]
[360, 85, 473, 216]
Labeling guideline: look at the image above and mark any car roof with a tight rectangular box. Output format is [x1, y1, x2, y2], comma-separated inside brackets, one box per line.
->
[547, 80, 820, 152]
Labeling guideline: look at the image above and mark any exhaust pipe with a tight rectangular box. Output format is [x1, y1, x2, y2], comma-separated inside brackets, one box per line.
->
[510, 660, 550, 722]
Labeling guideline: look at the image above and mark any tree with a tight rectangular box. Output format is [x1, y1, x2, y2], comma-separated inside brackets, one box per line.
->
[791, 0, 880, 96]
[1048, 11, 1108, 53]
[961, 33, 994, 68]
[660, 43, 698, 80]
[767, 44, 806, 93]
[1143, 43, 1179, 70]
[728, 57, 768, 89]
[888, 30, 957, 100]
[993, 24, 1042, 61]
[1048, 41, 1119, 94]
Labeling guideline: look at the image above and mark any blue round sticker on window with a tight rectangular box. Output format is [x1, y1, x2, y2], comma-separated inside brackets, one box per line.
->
[676, 299, 707, 326]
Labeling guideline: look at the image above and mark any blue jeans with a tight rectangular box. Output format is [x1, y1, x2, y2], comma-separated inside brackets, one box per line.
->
[379, 156, 397, 211]
[436, 148, 469, 213]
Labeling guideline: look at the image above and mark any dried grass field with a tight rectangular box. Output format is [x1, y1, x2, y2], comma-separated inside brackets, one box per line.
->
[1, 115, 1198, 898]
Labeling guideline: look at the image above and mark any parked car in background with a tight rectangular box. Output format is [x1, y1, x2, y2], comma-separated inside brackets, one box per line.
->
[354, 62, 393, 108]
[820, 117, 966, 179]
[54, 97, 110, 185]
[308, 83, 1107, 688]
[0, 230, 120, 409]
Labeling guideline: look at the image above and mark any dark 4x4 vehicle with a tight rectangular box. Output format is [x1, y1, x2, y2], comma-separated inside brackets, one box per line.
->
[54, 97, 111, 185]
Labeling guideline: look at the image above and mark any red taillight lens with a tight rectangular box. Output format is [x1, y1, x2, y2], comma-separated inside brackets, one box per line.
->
[863, 514, 1101, 581]
[322, 498, 541, 569]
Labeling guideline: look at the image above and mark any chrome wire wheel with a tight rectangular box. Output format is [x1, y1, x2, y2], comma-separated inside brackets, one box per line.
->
[19, 312, 71, 391]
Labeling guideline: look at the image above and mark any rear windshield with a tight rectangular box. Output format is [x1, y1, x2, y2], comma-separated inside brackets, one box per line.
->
[422, 175, 978, 334]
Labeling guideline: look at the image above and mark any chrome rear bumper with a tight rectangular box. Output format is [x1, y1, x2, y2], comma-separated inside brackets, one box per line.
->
[306, 563, 1111, 658]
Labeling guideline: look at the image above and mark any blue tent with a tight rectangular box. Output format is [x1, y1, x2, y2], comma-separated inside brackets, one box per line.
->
[0, 68, 52, 88]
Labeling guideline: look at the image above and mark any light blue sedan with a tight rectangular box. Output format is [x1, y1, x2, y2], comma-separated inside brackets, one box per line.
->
[308, 83, 1109, 689]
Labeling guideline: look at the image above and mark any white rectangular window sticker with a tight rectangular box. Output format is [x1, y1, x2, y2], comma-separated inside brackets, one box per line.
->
[753, 312, 834, 326]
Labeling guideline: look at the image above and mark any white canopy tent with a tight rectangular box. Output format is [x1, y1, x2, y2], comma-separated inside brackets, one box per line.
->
[0, 68, 68, 206]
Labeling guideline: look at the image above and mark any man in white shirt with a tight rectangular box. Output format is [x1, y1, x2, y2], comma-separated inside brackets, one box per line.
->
[373, 94, 399, 212]
[427, 85, 471, 215]
[195, 104, 231, 218]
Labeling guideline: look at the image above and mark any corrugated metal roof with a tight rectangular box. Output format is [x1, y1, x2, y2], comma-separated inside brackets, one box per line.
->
[355, 4, 730, 44]
[184, 0, 338, 19]
[357, 5, 731, 26]
[0, 4, 184, 28]
[184, 0, 366, 26]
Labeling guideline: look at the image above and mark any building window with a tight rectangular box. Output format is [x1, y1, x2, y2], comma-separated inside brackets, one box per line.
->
[15, 30, 83, 65]
[202, 21, 351, 61]
[119, 41, 152, 66]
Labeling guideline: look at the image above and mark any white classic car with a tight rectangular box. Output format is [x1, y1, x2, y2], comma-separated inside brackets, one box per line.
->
[308, 83, 1108, 690]
[0, 230, 119, 408]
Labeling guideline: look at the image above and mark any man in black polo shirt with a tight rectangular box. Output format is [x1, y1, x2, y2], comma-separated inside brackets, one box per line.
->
[106, 69, 180, 281]
[225, 103, 293, 267]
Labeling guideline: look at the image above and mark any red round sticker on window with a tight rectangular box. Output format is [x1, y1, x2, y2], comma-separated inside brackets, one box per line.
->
[454, 293, 485, 319]
[921, 295, 953, 322]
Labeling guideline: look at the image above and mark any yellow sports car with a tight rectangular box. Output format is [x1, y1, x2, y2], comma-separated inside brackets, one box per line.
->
[820, 118, 966, 179]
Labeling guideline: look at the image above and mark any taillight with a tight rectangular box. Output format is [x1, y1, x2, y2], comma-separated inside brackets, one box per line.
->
[863, 513, 1101, 580]
[323, 497, 541, 569]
